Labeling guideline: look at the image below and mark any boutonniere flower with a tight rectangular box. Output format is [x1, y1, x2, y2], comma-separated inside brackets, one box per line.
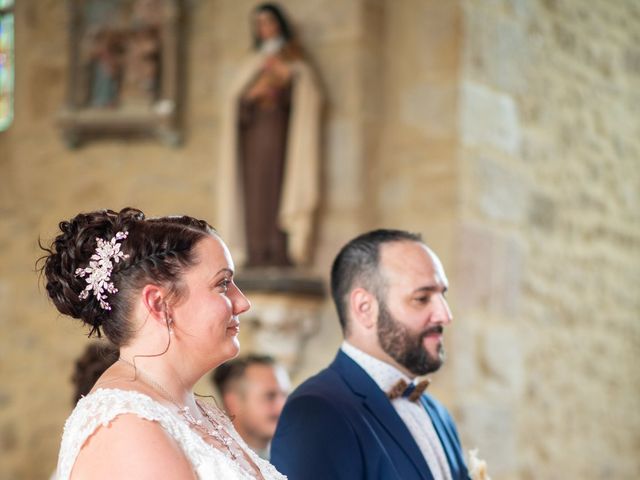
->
[468, 448, 491, 480]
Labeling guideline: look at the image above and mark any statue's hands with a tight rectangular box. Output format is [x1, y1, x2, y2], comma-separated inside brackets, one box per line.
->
[244, 75, 273, 101]
[244, 56, 291, 101]
[263, 55, 292, 83]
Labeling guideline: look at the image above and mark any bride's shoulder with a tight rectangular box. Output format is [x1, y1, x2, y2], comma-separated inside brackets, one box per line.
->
[59, 389, 196, 479]
[67, 392, 195, 479]
[63, 388, 178, 454]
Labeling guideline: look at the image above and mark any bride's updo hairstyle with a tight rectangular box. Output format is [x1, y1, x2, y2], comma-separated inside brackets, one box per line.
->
[41, 207, 215, 346]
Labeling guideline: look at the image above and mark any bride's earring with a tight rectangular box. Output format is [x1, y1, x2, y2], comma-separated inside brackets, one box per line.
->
[166, 316, 174, 335]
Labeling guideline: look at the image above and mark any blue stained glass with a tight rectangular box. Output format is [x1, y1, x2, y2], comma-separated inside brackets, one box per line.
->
[0, 1, 14, 132]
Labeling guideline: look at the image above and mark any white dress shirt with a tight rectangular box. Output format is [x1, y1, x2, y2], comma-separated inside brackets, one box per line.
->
[341, 341, 452, 480]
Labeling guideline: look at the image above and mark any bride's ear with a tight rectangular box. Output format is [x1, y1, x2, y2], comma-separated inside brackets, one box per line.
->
[141, 284, 169, 324]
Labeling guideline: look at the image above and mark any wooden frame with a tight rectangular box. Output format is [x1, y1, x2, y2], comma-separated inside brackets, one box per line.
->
[58, 0, 183, 147]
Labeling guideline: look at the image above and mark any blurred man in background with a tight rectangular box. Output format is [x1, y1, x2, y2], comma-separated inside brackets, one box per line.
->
[212, 354, 291, 459]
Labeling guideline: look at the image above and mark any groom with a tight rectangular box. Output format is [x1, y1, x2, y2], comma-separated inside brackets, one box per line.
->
[271, 229, 470, 479]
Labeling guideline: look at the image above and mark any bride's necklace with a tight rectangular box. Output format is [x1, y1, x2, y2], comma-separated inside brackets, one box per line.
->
[117, 357, 258, 475]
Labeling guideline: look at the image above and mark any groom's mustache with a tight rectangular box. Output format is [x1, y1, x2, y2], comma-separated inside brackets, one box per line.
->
[420, 325, 444, 338]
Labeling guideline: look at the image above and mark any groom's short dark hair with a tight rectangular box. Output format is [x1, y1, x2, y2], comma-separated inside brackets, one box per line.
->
[330, 229, 422, 335]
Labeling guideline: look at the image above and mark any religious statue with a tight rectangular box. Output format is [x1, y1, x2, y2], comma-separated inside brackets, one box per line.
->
[218, 2, 322, 268]
[119, 23, 162, 106]
[84, 26, 125, 108]
[119, 0, 165, 106]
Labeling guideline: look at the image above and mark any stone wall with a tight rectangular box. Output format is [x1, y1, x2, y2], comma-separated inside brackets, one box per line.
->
[0, 0, 638, 478]
[456, 0, 640, 478]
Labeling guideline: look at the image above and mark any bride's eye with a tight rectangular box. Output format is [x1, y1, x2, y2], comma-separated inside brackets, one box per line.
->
[217, 278, 231, 293]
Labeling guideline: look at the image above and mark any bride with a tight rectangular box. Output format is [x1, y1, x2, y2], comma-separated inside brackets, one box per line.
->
[41, 207, 286, 479]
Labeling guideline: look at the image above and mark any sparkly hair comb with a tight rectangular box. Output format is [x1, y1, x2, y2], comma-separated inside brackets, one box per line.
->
[74, 231, 129, 311]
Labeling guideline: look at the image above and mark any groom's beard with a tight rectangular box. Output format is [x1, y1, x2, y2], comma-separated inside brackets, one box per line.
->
[377, 300, 445, 376]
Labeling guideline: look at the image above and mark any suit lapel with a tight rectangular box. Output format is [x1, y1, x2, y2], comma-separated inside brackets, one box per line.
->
[420, 397, 464, 479]
[331, 351, 433, 480]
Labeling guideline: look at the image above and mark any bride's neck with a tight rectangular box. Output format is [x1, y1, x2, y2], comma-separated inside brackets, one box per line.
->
[119, 347, 198, 405]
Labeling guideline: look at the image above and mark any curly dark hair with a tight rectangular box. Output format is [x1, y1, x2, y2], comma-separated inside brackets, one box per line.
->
[39, 207, 215, 346]
[71, 342, 119, 405]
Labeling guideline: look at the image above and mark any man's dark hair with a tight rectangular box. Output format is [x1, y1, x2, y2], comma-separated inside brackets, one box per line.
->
[211, 354, 276, 396]
[330, 229, 422, 334]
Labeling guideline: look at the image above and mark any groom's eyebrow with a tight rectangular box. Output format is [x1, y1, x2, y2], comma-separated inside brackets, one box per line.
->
[412, 285, 447, 294]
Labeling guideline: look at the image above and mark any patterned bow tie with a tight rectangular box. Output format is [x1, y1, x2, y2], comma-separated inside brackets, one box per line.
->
[387, 378, 431, 402]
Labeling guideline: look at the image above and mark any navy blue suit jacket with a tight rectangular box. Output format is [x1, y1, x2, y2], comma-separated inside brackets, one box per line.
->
[271, 351, 470, 480]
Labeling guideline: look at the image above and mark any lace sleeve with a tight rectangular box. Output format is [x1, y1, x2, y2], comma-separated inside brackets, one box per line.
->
[55, 389, 197, 479]
[56, 389, 287, 480]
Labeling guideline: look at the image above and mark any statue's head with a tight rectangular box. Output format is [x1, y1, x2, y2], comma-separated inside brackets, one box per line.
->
[252, 3, 293, 49]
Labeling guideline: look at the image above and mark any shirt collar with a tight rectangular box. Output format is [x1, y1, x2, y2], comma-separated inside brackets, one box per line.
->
[341, 340, 413, 393]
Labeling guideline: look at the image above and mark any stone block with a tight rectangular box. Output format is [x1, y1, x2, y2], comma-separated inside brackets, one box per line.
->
[474, 155, 530, 224]
[0, 421, 17, 452]
[312, 43, 360, 112]
[0, 281, 7, 326]
[291, 0, 361, 43]
[401, 84, 457, 138]
[0, 390, 8, 408]
[464, 6, 529, 94]
[461, 81, 522, 155]
[624, 47, 640, 76]
[416, 1, 461, 72]
[479, 326, 525, 397]
[457, 401, 518, 476]
[455, 222, 524, 316]
[378, 174, 411, 213]
[507, 0, 535, 20]
[326, 118, 363, 210]
[528, 191, 557, 231]
[451, 319, 480, 392]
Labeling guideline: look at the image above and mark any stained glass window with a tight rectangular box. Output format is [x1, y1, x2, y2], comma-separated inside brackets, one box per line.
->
[0, 0, 14, 132]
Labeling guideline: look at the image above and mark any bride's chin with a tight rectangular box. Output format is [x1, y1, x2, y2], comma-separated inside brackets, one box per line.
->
[211, 342, 240, 369]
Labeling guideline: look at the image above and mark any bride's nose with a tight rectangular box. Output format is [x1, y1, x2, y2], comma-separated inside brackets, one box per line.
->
[232, 284, 251, 315]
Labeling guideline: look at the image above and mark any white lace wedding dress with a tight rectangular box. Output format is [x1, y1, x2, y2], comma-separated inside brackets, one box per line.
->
[55, 388, 287, 479]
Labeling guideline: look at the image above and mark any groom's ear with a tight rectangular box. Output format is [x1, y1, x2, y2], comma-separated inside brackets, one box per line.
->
[349, 287, 379, 331]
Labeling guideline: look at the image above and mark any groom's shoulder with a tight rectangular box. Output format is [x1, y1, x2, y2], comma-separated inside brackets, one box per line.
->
[289, 363, 348, 401]
[284, 356, 360, 414]
[278, 365, 363, 438]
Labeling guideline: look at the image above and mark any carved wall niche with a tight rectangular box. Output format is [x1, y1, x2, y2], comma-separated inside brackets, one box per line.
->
[58, 0, 183, 147]
[235, 270, 326, 377]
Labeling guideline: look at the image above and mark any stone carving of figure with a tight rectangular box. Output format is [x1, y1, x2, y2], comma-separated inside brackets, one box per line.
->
[119, 23, 162, 106]
[218, 2, 322, 268]
[85, 27, 125, 108]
